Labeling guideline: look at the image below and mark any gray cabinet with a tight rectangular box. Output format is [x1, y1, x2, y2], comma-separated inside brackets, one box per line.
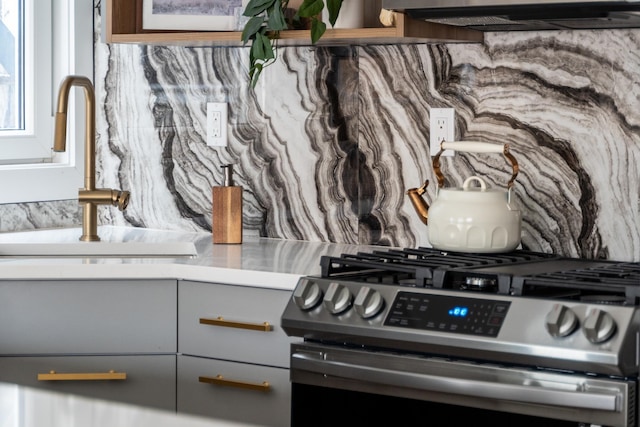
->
[0, 277, 296, 423]
[177, 280, 295, 427]
[0, 355, 176, 409]
[0, 279, 177, 411]
[177, 355, 290, 427]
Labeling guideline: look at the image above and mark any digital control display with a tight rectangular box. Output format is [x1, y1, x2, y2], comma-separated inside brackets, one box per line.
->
[384, 292, 510, 337]
[449, 306, 468, 317]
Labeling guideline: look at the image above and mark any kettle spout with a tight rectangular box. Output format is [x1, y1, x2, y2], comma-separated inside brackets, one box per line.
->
[407, 180, 430, 225]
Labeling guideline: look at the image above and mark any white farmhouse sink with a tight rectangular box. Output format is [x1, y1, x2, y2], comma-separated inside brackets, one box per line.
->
[0, 242, 198, 258]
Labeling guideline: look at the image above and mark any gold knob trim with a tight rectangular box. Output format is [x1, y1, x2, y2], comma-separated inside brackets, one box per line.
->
[199, 374, 271, 392]
[37, 369, 127, 381]
[199, 316, 272, 332]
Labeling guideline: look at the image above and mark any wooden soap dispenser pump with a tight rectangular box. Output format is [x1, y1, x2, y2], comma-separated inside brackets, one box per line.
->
[212, 164, 243, 244]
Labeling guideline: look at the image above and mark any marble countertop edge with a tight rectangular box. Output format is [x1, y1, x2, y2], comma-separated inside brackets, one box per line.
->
[0, 263, 301, 290]
[0, 226, 388, 290]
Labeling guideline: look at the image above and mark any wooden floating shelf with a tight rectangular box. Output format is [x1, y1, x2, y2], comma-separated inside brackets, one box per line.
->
[103, 0, 483, 46]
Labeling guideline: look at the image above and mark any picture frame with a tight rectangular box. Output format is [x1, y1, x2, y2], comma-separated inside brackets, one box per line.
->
[141, 0, 249, 32]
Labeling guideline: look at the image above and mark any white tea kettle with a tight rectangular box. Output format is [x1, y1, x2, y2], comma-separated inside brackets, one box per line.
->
[407, 141, 522, 253]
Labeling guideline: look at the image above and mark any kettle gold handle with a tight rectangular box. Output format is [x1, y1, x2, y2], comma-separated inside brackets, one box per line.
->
[407, 180, 430, 225]
[433, 141, 519, 189]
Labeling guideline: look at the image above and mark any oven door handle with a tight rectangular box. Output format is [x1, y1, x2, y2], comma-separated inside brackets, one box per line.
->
[291, 350, 621, 412]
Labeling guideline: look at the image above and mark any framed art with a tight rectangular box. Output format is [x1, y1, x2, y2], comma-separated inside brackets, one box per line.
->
[142, 0, 249, 32]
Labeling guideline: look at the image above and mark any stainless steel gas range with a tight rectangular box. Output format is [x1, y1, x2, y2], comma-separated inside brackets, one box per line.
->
[281, 248, 640, 427]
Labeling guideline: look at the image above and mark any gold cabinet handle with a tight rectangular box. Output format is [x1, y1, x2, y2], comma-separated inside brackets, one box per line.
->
[199, 316, 272, 332]
[199, 374, 270, 392]
[37, 370, 127, 381]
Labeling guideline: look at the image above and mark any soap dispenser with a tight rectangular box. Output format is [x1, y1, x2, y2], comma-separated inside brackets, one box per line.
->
[212, 164, 243, 244]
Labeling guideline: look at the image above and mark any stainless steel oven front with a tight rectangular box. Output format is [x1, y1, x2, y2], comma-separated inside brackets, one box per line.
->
[283, 255, 640, 427]
[289, 341, 636, 427]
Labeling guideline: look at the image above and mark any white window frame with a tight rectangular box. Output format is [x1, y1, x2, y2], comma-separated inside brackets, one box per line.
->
[0, 0, 91, 204]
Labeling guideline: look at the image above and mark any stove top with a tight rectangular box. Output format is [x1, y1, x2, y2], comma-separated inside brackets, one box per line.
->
[321, 247, 640, 305]
[282, 247, 640, 376]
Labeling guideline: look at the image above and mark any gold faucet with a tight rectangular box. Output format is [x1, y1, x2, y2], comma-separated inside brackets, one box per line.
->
[53, 75, 130, 242]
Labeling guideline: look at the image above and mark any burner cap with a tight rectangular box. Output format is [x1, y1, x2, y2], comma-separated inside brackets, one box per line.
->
[462, 276, 497, 292]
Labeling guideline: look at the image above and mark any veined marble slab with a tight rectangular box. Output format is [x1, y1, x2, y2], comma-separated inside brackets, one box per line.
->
[2, 3, 638, 263]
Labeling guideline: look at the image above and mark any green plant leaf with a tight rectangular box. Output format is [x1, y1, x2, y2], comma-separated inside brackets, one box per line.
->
[252, 39, 266, 60]
[250, 63, 264, 88]
[257, 33, 275, 60]
[250, 32, 271, 61]
[325, 0, 343, 26]
[267, 0, 288, 31]
[241, 16, 266, 43]
[309, 18, 327, 43]
[297, 0, 324, 18]
[244, 0, 276, 16]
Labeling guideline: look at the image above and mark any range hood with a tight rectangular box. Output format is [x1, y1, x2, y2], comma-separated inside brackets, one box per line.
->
[381, 0, 640, 31]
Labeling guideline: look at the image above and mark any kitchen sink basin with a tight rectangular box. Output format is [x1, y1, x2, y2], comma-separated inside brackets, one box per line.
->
[0, 242, 198, 258]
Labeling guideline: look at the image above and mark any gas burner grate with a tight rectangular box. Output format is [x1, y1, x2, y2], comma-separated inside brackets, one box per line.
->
[511, 261, 640, 305]
[320, 247, 558, 287]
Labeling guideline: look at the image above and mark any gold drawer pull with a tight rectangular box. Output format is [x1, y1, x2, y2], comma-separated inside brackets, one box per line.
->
[199, 374, 271, 392]
[199, 316, 272, 332]
[37, 370, 127, 381]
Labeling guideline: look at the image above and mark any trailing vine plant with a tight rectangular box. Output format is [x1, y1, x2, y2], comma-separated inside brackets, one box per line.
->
[241, 0, 344, 88]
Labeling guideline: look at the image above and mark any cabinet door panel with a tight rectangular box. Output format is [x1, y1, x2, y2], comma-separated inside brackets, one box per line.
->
[177, 355, 290, 427]
[0, 280, 177, 354]
[0, 354, 176, 411]
[179, 281, 295, 367]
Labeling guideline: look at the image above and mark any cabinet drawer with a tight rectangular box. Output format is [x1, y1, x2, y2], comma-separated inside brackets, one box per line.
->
[0, 354, 176, 411]
[178, 281, 295, 367]
[177, 355, 290, 427]
[0, 279, 177, 354]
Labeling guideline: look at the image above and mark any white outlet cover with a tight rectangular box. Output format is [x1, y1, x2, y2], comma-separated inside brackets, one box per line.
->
[206, 102, 228, 147]
[429, 108, 455, 157]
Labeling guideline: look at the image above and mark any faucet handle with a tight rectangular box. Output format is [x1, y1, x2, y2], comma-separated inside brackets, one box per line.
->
[115, 190, 130, 211]
[78, 189, 130, 211]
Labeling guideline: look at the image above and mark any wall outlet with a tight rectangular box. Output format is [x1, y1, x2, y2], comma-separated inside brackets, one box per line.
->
[430, 108, 455, 157]
[206, 102, 228, 147]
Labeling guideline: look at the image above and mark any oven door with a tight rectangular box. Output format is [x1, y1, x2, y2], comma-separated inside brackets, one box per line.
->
[290, 342, 636, 427]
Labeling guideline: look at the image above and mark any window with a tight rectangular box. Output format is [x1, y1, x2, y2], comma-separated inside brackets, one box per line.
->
[0, 1, 21, 133]
[0, 0, 92, 203]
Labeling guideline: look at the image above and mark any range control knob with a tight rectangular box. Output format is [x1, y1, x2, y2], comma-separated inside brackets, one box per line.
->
[323, 282, 353, 314]
[545, 304, 579, 337]
[583, 308, 617, 344]
[292, 279, 323, 311]
[354, 286, 384, 319]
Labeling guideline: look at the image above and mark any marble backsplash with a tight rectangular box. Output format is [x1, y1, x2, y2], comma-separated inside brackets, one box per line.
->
[0, 5, 638, 262]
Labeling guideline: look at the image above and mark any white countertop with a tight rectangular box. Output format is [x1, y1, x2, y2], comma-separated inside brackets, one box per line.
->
[0, 381, 262, 427]
[0, 226, 387, 290]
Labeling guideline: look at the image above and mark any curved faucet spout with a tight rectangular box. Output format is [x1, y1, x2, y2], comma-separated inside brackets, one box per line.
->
[53, 75, 130, 242]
